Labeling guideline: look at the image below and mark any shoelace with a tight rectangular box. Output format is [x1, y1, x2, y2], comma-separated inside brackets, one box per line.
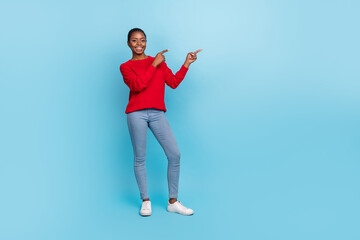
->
[177, 201, 189, 210]
[143, 201, 151, 210]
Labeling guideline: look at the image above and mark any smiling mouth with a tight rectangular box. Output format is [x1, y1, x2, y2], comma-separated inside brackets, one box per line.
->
[135, 47, 143, 51]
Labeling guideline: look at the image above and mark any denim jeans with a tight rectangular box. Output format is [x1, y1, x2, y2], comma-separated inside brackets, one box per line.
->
[127, 108, 180, 200]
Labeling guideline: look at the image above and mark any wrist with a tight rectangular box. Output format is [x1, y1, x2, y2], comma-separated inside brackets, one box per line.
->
[183, 62, 190, 68]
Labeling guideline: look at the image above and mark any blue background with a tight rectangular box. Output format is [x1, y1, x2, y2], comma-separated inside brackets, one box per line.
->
[1, 0, 359, 239]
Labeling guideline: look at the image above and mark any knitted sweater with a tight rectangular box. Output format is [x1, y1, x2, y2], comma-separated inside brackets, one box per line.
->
[120, 56, 188, 114]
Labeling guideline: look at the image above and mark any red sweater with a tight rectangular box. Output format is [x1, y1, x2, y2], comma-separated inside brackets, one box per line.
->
[120, 56, 189, 114]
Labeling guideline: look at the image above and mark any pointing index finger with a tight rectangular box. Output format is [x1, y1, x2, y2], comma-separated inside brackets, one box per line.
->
[160, 49, 169, 54]
[194, 49, 203, 54]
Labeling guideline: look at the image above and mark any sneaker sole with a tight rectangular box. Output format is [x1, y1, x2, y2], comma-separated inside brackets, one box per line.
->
[167, 208, 194, 216]
[140, 213, 151, 217]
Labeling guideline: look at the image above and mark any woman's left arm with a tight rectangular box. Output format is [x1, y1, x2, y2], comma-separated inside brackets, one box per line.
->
[164, 49, 202, 89]
[164, 63, 189, 89]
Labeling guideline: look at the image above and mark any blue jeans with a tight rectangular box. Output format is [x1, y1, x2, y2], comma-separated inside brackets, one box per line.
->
[127, 108, 181, 200]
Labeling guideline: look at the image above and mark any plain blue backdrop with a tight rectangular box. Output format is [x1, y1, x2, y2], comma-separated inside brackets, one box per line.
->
[1, 0, 359, 239]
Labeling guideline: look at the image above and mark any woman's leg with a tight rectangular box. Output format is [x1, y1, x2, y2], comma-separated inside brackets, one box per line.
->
[147, 109, 181, 200]
[127, 110, 150, 200]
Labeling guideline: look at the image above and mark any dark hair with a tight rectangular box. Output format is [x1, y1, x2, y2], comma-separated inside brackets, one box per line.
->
[127, 28, 146, 42]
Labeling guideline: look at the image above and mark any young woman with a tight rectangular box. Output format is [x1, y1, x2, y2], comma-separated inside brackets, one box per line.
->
[120, 28, 201, 216]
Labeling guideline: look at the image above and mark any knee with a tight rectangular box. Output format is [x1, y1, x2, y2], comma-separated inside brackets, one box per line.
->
[134, 156, 146, 167]
[168, 150, 181, 165]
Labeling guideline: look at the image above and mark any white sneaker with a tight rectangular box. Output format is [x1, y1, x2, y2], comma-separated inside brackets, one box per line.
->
[167, 201, 194, 215]
[140, 200, 151, 216]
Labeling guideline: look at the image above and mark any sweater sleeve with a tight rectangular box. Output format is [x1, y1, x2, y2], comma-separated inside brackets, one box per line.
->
[163, 63, 189, 89]
[120, 63, 156, 92]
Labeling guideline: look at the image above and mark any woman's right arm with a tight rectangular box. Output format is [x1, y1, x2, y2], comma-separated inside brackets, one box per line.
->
[120, 64, 156, 92]
[120, 49, 171, 92]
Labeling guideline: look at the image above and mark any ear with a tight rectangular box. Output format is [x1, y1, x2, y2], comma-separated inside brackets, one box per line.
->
[127, 41, 130, 48]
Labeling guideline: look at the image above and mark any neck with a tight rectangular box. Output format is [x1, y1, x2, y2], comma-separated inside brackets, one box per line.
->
[131, 54, 147, 60]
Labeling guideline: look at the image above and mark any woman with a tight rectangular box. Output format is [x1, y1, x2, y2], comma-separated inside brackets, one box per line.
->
[120, 27, 201, 216]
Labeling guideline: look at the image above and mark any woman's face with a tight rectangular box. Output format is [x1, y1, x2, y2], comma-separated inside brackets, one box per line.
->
[128, 31, 146, 55]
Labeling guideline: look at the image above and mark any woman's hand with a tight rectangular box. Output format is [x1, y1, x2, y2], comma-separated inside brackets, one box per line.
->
[152, 49, 169, 67]
[184, 49, 202, 68]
